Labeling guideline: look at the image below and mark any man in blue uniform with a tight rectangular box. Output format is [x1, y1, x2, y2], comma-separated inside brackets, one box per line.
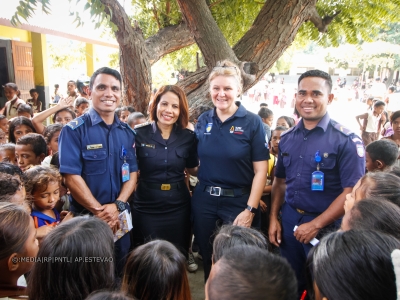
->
[59, 67, 138, 275]
[269, 70, 365, 296]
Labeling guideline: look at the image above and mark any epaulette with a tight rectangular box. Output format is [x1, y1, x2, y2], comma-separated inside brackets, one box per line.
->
[125, 123, 136, 135]
[66, 118, 84, 130]
[331, 120, 353, 136]
[134, 121, 151, 129]
[280, 126, 295, 137]
[185, 128, 195, 134]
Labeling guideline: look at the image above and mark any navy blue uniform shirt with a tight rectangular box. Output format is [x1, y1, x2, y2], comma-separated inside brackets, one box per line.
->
[59, 108, 138, 212]
[134, 122, 198, 183]
[195, 103, 270, 188]
[275, 113, 365, 213]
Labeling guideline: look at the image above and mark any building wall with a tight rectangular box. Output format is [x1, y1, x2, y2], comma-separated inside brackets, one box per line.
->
[0, 25, 31, 42]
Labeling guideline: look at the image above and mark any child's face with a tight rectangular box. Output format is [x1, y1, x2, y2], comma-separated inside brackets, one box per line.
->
[32, 181, 60, 211]
[30, 92, 39, 100]
[0, 118, 9, 134]
[76, 103, 89, 116]
[55, 111, 73, 125]
[15, 144, 44, 171]
[67, 82, 76, 93]
[18, 111, 32, 119]
[0, 130, 6, 144]
[119, 110, 130, 123]
[263, 115, 274, 127]
[4, 87, 17, 101]
[16, 218, 39, 275]
[0, 148, 17, 164]
[13, 125, 34, 142]
[276, 117, 289, 128]
[344, 179, 365, 213]
[392, 117, 400, 134]
[270, 130, 283, 155]
[373, 105, 384, 115]
[49, 130, 61, 153]
[365, 152, 381, 172]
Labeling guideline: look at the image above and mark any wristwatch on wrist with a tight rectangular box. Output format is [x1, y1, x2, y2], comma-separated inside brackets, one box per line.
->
[246, 205, 258, 214]
[114, 200, 126, 212]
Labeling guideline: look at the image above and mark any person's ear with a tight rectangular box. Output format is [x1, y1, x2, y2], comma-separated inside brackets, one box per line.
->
[376, 160, 385, 170]
[7, 253, 19, 271]
[328, 93, 334, 104]
[39, 153, 46, 163]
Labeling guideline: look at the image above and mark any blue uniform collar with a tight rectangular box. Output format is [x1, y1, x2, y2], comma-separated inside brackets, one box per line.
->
[296, 113, 330, 132]
[210, 102, 247, 119]
[88, 107, 124, 128]
[150, 121, 178, 145]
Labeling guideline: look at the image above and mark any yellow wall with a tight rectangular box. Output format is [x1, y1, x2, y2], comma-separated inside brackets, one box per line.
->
[0, 25, 31, 42]
[86, 43, 95, 76]
[31, 32, 48, 86]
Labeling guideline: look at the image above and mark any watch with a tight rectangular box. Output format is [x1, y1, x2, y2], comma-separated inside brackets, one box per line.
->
[114, 200, 126, 212]
[246, 205, 258, 214]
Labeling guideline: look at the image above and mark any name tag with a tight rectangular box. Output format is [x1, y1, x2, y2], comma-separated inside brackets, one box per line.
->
[86, 144, 103, 150]
[141, 143, 155, 149]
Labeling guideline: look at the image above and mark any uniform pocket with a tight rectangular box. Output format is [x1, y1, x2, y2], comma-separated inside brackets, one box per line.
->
[310, 155, 336, 169]
[282, 156, 291, 167]
[82, 150, 107, 175]
[137, 147, 157, 158]
[175, 148, 189, 158]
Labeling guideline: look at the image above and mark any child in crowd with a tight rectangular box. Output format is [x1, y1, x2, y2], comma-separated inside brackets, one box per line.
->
[276, 115, 295, 128]
[32, 97, 75, 133]
[0, 173, 27, 210]
[356, 100, 386, 146]
[0, 115, 9, 136]
[0, 129, 5, 145]
[119, 106, 131, 123]
[66, 80, 78, 98]
[8, 116, 36, 144]
[121, 240, 191, 300]
[127, 112, 146, 128]
[15, 133, 47, 171]
[74, 97, 90, 117]
[383, 110, 400, 166]
[365, 139, 398, 172]
[0, 203, 38, 298]
[42, 124, 63, 166]
[0, 143, 16, 165]
[17, 104, 34, 119]
[25, 166, 62, 239]
[257, 107, 273, 141]
[0, 83, 25, 119]
[26, 88, 42, 113]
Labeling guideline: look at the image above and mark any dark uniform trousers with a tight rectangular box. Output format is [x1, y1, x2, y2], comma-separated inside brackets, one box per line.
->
[192, 183, 260, 281]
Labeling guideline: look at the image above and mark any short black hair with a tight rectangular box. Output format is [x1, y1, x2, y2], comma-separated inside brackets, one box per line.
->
[16, 133, 47, 157]
[0, 161, 23, 177]
[390, 110, 400, 124]
[17, 104, 33, 117]
[75, 97, 89, 108]
[259, 102, 268, 107]
[298, 70, 332, 93]
[208, 246, 297, 300]
[374, 100, 385, 108]
[29, 88, 38, 94]
[389, 86, 396, 93]
[127, 112, 145, 126]
[365, 139, 398, 167]
[89, 67, 122, 90]
[258, 107, 273, 119]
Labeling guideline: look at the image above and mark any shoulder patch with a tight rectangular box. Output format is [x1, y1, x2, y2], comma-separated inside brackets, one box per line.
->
[280, 126, 295, 137]
[134, 121, 151, 129]
[332, 121, 353, 136]
[66, 118, 84, 130]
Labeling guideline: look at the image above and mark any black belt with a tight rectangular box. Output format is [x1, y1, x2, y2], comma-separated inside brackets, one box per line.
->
[204, 185, 251, 197]
[142, 181, 184, 191]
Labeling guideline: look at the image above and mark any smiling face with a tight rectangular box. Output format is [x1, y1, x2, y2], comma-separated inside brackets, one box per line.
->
[90, 74, 121, 118]
[296, 77, 333, 125]
[156, 91, 180, 127]
[32, 181, 60, 211]
[210, 75, 240, 113]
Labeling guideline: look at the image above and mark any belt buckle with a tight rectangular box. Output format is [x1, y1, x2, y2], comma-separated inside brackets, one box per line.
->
[161, 184, 171, 191]
[210, 186, 221, 196]
[296, 208, 305, 214]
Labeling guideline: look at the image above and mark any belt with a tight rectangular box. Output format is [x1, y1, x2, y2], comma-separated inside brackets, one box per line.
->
[142, 181, 183, 191]
[204, 185, 251, 197]
[295, 208, 320, 217]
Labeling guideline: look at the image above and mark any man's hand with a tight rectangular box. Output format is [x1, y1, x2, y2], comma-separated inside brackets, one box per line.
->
[268, 217, 282, 247]
[293, 221, 320, 244]
[233, 209, 255, 227]
[94, 204, 120, 231]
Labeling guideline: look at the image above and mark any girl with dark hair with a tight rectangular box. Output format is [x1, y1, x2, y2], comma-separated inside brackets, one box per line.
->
[8, 116, 36, 143]
[42, 123, 63, 166]
[308, 230, 400, 300]
[383, 109, 400, 166]
[28, 217, 115, 300]
[132, 85, 198, 268]
[121, 240, 192, 300]
[275, 115, 295, 128]
[341, 199, 400, 240]
[0, 83, 25, 119]
[0, 202, 39, 298]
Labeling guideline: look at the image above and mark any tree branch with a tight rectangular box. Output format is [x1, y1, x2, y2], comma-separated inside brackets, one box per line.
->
[308, 6, 341, 33]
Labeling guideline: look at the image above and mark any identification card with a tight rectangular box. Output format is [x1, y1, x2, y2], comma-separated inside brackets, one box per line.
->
[121, 163, 130, 182]
[311, 171, 324, 191]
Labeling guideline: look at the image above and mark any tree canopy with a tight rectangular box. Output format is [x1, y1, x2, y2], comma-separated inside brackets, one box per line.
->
[11, 0, 400, 112]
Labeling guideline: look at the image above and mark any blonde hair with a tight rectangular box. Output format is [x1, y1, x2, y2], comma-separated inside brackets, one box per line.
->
[208, 60, 243, 95]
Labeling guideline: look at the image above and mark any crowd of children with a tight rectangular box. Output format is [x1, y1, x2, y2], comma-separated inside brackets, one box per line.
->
[2, 78, 400, 300]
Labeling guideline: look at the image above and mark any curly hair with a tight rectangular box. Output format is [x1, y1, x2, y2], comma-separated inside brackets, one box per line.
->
[24, 165, 61, 202]
[43, 123, 63, 145]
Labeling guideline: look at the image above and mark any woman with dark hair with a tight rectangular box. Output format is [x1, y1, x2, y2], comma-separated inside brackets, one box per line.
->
[308, 230, 400, 300]
[28, 216, 115, 300]
[121, 240, 191, 300]
[341, 199, 400, 240]
[275, 115, 295, 128]
[383, 110, 400, 166]
[132, 85, 198, 261]
[8, 116, 36, 143]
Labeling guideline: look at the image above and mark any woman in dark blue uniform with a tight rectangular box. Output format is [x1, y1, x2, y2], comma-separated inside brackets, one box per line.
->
[132, 85, 198, 257]
[192, 60, 270, 280]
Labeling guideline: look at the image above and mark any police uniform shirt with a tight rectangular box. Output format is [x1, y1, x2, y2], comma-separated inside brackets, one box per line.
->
[275, 113, 365, 213]
[195, 103, 270, 188]
[134, 122, 198, 183]
[59, 108, 138, 212]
